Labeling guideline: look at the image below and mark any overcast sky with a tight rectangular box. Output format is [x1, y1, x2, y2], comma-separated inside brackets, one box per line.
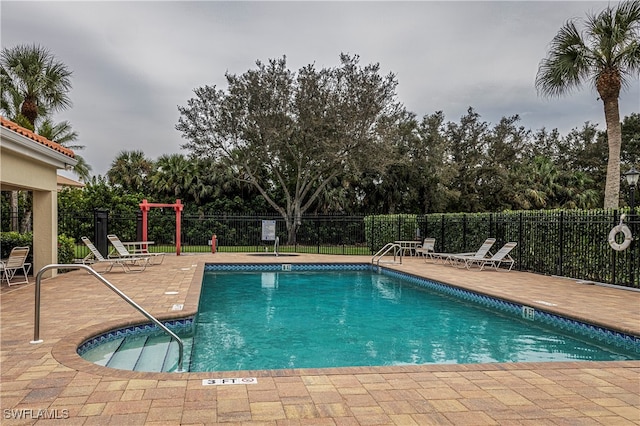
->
[2, 1, 639, 179]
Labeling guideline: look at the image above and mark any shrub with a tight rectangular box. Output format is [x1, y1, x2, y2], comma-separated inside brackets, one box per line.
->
[0, 231, 32, 262]
[1, 232, 76, 272]
[57, 234, 75, 265]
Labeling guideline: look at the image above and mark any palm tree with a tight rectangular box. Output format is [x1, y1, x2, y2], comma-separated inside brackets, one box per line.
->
[535, 0, 640, 209]
[37, 118, 91, 181]
[107, 150, 153, 193]
[151, 154, 193, 199]
[1, 44, 72, 128]
[1, 44, 74, 232]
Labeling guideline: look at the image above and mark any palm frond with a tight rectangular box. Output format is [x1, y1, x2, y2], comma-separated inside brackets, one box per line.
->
[535, 20, 594, 97]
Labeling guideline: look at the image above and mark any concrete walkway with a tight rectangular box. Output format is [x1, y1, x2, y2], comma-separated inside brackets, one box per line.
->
[1, 253, 638, 425]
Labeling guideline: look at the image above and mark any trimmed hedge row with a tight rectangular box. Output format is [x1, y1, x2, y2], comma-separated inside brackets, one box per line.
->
[365, 209, 639, 288]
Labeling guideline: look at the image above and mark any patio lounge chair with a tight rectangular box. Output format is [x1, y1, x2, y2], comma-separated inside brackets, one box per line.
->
[81, 237, 148, 273]
[430, 238, 496, 265]
[414, 238, 436, 260]
[0, 246, 31, 285]
[107, 234, 165, 265]
[452, 242, 517, 271]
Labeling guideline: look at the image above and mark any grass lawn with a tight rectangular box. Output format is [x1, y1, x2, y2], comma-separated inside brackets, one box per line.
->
[74, 244, 372, 259]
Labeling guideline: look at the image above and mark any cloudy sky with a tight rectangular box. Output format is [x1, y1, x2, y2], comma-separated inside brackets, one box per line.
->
[2, 1, 639, 178]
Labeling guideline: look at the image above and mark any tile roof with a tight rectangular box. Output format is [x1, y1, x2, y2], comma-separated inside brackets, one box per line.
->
[0, 116, 75, 159]
[57, 174, 85, 188]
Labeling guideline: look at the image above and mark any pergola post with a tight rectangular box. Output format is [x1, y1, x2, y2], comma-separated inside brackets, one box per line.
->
[138, 199, 183, 256]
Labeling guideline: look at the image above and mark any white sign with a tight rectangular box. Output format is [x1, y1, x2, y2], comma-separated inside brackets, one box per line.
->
[262, 220, 276, 241]
[202, 377, 257, 386]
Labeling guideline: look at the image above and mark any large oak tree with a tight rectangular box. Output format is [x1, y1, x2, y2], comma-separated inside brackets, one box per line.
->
[177, 54, 405, 243]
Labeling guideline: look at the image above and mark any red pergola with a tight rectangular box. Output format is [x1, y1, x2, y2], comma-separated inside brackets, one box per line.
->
[139, 199, 184, 255]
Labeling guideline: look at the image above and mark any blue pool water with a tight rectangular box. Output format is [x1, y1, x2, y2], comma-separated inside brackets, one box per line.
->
[189, 268, 638, 372]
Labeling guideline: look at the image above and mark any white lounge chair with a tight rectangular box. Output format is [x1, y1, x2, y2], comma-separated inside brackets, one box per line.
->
[430, 238, 496, 265]
[81, 237, 148, 273]
[453, 242, 517, 271]
[107, 234, 165, 265]
[415, 238, 436, 260]
[0, 246, 31, 285]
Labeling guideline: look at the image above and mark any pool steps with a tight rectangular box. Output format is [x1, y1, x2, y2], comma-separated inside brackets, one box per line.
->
[82, 334, 192, 372]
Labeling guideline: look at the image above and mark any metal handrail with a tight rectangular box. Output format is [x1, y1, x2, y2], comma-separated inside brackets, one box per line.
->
[371, 243, 403, 266]
[31, 264, 185, 372]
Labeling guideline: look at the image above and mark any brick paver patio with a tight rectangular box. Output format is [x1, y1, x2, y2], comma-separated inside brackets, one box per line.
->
[1, 253, 638, 425]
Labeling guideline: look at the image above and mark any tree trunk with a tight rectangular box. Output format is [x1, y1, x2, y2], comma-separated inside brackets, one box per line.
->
[20, 209, 32, 233]
[285, 204, 302, 245]
[602, 96, 622, 209]
[10, 191, 19, 231]
[286, 221, 297, 245]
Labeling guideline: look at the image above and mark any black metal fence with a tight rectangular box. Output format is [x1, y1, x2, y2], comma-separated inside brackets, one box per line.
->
[57, 210, 639, 288]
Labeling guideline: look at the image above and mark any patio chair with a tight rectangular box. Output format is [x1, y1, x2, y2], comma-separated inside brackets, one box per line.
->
[414, 238, 436, 260]
[81, 237, 148, 273]
[107, 234, 165, 265]
[0, 246, 31, 285]
[430, 238, 496, 265]
[453, 242, 517, 271]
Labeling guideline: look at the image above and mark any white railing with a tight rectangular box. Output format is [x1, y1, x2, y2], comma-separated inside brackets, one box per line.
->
[371, 243, 403, 266]
[273, 236, 280, 256]
[31, 264, 185, 372]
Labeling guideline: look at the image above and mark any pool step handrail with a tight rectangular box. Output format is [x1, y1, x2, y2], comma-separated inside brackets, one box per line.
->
[372, 243, 403, 265]
[31, 264, 185, 372]
[274, 236, 280, 257]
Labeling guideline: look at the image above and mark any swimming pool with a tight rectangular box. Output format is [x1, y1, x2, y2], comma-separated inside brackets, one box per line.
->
[190, 265, 638, 371]
[78, 263, 639, 372]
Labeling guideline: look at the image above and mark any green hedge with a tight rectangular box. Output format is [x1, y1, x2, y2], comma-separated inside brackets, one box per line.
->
[364, 214, 419, 252]
[0, 232, 76, 269]
[365, 209, 639, 288]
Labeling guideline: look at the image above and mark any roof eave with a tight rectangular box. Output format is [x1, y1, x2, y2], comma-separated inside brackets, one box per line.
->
[1, 126, 78, 170]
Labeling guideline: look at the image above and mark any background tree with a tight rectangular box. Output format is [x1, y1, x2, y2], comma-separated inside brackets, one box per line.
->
[443, 108, 489, 212]
[535, 0, 640, 208]
[107, 150, 153, 194]
[150, 154, 215, 205]
[177, 54, 405, 243]
[479, 115, 532, 211]
[621, 112, 640, 166]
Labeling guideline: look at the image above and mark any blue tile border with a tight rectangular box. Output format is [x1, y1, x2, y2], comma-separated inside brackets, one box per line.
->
[77, 317, 194, 356]
[204, 263, 372, 272]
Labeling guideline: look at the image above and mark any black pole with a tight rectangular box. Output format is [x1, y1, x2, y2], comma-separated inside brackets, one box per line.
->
[630, 185, 636, 286]
[136, 210, 143, 242]
[93, 209, 109, 257]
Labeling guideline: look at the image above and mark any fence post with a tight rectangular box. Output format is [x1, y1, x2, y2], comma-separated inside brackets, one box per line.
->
[612, 210, 618, 285]
[558, 211, 564, 277]
[440, 215, 445, 252]
[370, 216, 374, 254]
[489, 213, 494, 239]
[462, 214, 467, 250]
[316, 216, 320, 254]
[518, 212, 523, 271]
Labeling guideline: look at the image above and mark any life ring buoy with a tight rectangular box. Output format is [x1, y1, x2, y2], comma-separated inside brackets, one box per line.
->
[608, 224, 633, 251]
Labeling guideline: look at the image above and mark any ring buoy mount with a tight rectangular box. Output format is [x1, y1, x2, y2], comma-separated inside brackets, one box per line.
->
[608, 214, 633, 251]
